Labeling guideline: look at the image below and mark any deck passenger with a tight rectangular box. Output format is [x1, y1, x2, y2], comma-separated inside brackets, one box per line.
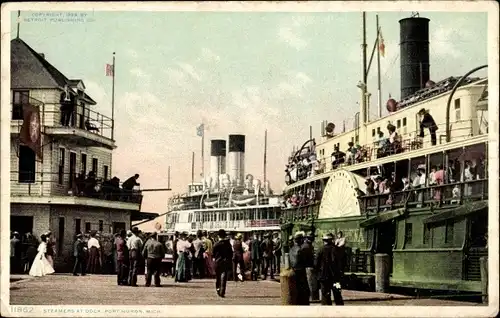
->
[331, 146, 345, 169]
[346, 142, 357, 165]
[418, 108, 438, 146]
[122, 174, 140, 191]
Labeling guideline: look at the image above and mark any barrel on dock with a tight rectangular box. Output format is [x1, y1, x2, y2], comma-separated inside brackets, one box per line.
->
[375, 253, 391, 293]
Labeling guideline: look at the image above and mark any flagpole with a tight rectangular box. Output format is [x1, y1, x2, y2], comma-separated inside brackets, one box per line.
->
[201, 126, 205, 190]
[17, 11, 21, 39]
[376, 15, 382, 118]
[191, 151, 195, 185]
[111, 52, 116, 140]
[263, 129, 267, 184]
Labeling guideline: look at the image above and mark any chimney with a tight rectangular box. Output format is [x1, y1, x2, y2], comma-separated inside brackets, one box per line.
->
[210, 140, 226, 189]
[39, 53, 45, 59]
[399, 16, 430, 99]
[227, 134, 245, 187]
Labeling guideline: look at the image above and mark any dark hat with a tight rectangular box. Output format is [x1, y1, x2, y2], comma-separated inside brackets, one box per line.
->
[76, 233, 83, 238]
[263, 233, 270, 238]
[218, 229, 227, 238]
[418, 108, 427, 115]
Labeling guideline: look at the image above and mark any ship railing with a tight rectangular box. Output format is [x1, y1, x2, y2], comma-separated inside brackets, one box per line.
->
[361, 178, 488, 215]
[280, 200, 320, 223]
[10, 170, 143, 205]
[286, 119, 475, 186]
[11, 103, 114, 140]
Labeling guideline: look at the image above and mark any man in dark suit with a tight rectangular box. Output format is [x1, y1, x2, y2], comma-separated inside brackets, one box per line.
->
[72, 233, 86, 276]
[213, 229, 233, 298]
[315, 233, 344, 306]
[115, 230, 128, 285]
[272, 232, 282, 276]
[10, 232, 22, 274]
[260, 233, 275, 280]
[289, 231, 310, 305]
[249, 233, 262, 281]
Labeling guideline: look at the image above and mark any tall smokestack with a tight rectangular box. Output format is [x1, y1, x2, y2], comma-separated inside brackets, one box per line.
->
[227, 134, 245, 187]
[399, 16, 430, 99]
[210, 140, 226, 189]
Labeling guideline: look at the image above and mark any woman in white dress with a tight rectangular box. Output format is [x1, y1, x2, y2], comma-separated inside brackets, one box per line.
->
[29, 234, 55, 277]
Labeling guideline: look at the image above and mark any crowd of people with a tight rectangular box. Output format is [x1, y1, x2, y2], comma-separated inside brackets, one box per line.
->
[10, 230, 56, 276]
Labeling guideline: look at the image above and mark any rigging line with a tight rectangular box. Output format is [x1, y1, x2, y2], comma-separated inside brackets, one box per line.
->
[382, 53, 400, 81]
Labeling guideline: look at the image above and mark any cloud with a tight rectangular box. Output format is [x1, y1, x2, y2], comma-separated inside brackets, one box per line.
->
[130, 67, 148, 78]
[177, 62, 202, 81]
[430, 25, 462, 59]
[200, 48, 220, 62]
[278, 26, 308, 50]
[126, 49, 138, 59]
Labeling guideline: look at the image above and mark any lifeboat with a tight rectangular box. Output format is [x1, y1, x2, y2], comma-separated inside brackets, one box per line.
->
[232, 194, 256, 206]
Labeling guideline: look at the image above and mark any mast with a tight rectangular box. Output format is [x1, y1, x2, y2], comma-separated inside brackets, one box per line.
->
[191, 152, 195, 184]
[376, 15, 382, 118]
[111, 52, 116, 140]
[263, 130, 267, 184]
[360, 12, 368, 125]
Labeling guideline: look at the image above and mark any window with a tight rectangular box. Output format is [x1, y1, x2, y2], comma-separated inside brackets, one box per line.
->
[81, 153, 87, 175]
[98, 220, 103, 232]
[372, 128, 375, 137]
[454, 99, 461, 121]
[75, 218, 81, 235]
[402, 117, 407, 126]
[351, 137, 354, 144]
[404, 223, 413, 246]
[85, 222, 91, 233]
[58, 148, 65, 185]
[423, 224, 431, 244]
[103, 165, 109, 181]
[445, 221, 454, 243]
[18, 145, 36, 183]
[355, 135, 359, 143]
[397, 119, 401, 128]
[92, 158, 98, 177]
[12, 90, 29, 120]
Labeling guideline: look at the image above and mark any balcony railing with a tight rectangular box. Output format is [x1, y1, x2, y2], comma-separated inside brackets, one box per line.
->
[11, 102, 114, 141]
[280, 179, 490, 223]
[360, 178, 489, 215]
[11, 170, 142, 205]
[286, 119, 476, 186]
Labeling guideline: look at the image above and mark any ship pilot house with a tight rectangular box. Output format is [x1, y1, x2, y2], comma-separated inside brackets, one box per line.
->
[9, 38, 157, 271]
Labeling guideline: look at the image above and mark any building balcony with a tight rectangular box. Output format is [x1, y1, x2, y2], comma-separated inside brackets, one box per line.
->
[11, 103, 115, 149]
[11, 171, 142, 211]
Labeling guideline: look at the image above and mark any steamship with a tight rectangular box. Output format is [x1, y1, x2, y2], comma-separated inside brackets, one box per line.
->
[281, 13, 490, 293]
[165, 134, 282, 237]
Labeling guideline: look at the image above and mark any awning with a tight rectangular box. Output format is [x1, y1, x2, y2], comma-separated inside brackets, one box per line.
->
[423, 200, 488, 224]
[359, 208, 406, 228]
[131, 211, 160, 221]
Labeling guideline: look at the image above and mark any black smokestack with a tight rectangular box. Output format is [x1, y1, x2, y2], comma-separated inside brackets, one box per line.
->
[210, 140, 226, 157]
[399, 16, 430, 99]
[228, 134, 245, 153]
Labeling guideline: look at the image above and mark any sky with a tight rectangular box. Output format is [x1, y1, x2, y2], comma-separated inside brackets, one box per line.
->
[9, 8, 488, 231]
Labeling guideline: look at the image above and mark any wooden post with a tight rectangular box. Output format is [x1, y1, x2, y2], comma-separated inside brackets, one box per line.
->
[480, 256, 488, 304]
[280, 268, 297, 305]
[375, 253, 390, 293]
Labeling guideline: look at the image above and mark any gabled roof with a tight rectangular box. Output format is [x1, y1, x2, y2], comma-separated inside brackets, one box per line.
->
[11, 38, 69, 89]
[11, 38, 97, 105]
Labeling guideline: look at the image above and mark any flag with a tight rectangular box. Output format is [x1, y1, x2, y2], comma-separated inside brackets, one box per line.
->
[196, 124, 204, 137]
[19, 104, 42, 159]
[105, 63, 114, 77]
[378, 27, 385, 58]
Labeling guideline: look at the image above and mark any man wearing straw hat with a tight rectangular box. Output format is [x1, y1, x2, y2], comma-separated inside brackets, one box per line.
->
[315, 233, 344, 306]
